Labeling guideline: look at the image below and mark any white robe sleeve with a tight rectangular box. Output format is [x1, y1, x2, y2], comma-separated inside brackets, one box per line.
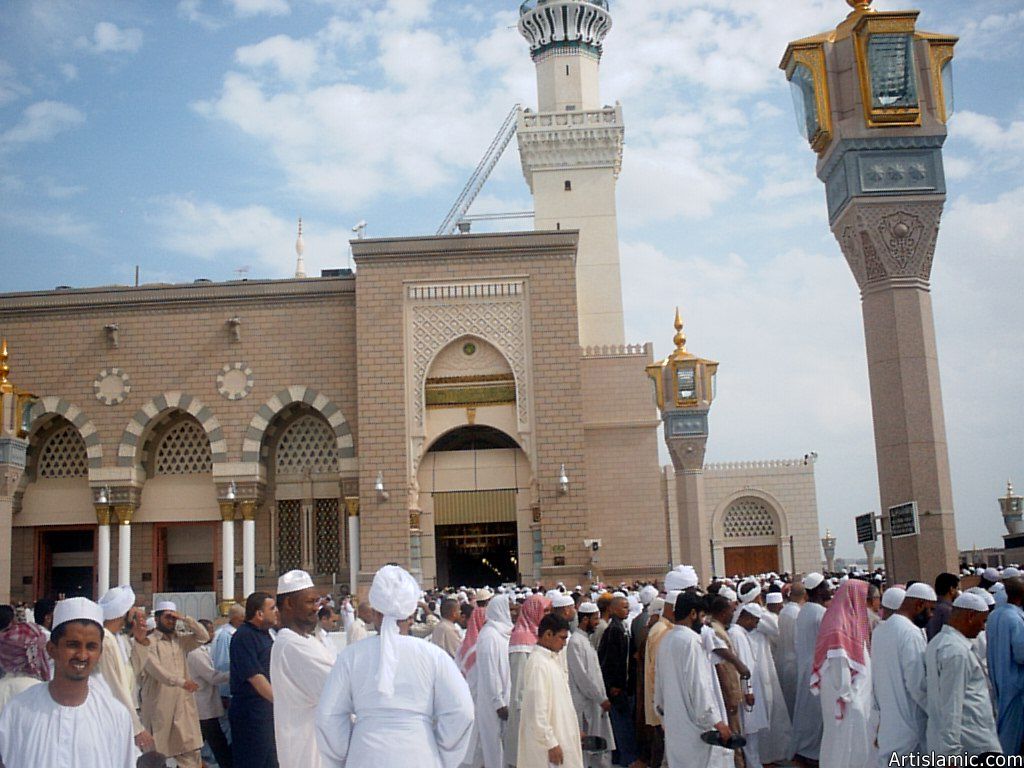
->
[477, 633, 509, 711]
[430, 650, 476, 768]
[521, 656, 559, 751]
[902, 631, 928, 711]
[929, 650, 968, 755]
[680, 639, 720, 731]
[315, 655, 355, 768]
[277, 636, 336, 704]
[568, 638, 606, 705]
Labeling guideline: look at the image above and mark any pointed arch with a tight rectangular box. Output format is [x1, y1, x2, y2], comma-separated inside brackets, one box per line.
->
[242, 386, 355, 471]
[117, 392, 226, 468]
[27, 396, 103, 470]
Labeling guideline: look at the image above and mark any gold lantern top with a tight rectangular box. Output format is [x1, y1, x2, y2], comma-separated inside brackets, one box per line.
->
[646, 309, 718, 413]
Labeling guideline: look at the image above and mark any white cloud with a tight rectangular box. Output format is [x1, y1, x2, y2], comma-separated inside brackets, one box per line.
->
[951, 110, 1024, 155]
[236, 36, 320, 85]
[77, 22, 144, 54]
[227, 0, 290, 19]
[59, 63, 78, 82]
[178, 0, 223, 30]
[0, 60, 30, 107]
[0, 101, 85, 148]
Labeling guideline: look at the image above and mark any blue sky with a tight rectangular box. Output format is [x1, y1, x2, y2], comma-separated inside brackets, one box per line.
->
[2, 0, 1022, 558]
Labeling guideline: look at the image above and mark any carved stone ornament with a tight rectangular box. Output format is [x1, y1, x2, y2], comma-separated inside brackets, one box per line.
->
[93, 368, 131, 406]
[217, 362, 254, 401]
[833, 200, 943, 290]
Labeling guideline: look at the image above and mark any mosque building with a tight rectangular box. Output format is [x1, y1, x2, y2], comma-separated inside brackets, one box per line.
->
[0, 0, 822, 611]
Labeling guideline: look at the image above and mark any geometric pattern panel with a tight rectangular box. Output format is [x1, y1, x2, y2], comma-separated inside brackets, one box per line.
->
[37, 424, 89, 479]
[27, 396, 103, 470]
[118, 391, 226, 468]
[277, 500, 301, 575]
[723, 498, 777, 539]
[153, 419, 213, 476]
[275, 415, 339, 476]
[314, 498, 341, 575]
[242, 386, 355, 470]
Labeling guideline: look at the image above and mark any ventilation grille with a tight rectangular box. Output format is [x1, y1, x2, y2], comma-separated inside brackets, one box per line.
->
[315, 498, 341, 575]
[275, 415, 339, 475]
[38, 425, 88, 479]
[154, 420, 213, 475]
[723, 499, 777, 539]
[278, 500, 301, 574]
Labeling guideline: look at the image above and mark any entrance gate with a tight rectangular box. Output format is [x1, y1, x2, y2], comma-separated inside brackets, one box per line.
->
[433, 489, 518, 586]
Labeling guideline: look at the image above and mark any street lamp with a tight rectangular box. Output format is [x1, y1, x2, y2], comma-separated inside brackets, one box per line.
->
[821, 529, 837, 574]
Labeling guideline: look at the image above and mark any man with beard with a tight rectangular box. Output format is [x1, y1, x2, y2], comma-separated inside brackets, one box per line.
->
[598, 595, 637, 766]
[568, 603, 615, 768]
[230, 592, 279, 768]
[0, 598, 136, 767]
[132, 600, 209, 768]
[871, 582, 936, 766]
[790, 573, 831, 767]
[271, 570, 338, 768]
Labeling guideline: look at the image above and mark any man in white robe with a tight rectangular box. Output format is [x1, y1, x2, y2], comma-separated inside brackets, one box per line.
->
[347, 600, 373, 644]
[517, 614, 583, 768]
[729, 604, 769, 768]
[777, 582, 805, 720]
[466, 596, 513, 768]
[654, 592, 732, 768]
[505, 593, 551, 768]
[316, 565, 474, 768]
[0, 597, 136, 768]
[790, 574, 830, 766]
[271, 570, 338, 768]
[567, 602, 615, 768]
[756, 592, 793, 764]
[96, 585, 153, 752]
[871, 582, 934, 766]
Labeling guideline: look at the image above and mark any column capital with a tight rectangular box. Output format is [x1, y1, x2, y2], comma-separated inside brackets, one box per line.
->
[238, 499, 257, 521]
[94, 504, 113, 526]
[344, 496, 360, 517]
[113, 504, 135, 525]
[219, 500, 237, 522]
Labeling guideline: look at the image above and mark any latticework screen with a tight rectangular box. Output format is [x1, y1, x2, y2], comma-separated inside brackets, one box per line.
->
[154, 419, 212, 475]
[38, 424, 88, 479]
[277, 499, 301, 573]
[723, 499, 777, 539]
[314, 498, 341, 575]
[275, 415, 339, 475]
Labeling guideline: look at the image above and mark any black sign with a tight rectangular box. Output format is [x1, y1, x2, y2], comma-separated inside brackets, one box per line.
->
[888, 501, 919, 539]
[855, 513, 876, 544]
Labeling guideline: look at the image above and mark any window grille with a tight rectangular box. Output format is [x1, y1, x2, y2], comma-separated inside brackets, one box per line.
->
[154, 419, 213, 475]
[314, 498, 341, 575]
[278, 499, 301, 574]
[275, 415, 339, 475]
[723, 499, 777, 539]
[38, 424, 88, 479]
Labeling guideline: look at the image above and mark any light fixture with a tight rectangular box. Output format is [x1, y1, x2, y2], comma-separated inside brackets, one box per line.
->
[375, 471, 389, 502]
[227, 317, 241, 342]
[225, 480, 237, 502]
[97, 485, 110, 505]
[557, 464, 569, 496]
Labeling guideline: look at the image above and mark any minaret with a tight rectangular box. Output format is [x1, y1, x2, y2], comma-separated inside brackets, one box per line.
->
[781, 0, 959, 583]
[517, 0, 625, 348]
[294, 217, 306, 279]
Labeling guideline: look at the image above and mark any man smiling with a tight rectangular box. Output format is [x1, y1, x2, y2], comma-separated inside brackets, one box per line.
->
[0, 597, 136, 767]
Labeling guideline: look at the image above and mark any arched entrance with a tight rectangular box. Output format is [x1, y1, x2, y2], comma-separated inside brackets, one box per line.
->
[419, 426, 529, 587]
[715, 496, 787, 577]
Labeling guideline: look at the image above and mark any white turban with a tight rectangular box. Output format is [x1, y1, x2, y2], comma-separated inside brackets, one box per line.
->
[639, 585, 659, 605]
[665, 565, 698, 591]
[719, 587, 738, 603]
[738, 580, 761, 604]
[98, 585, 136, 621]
[369, 565, 420, 697]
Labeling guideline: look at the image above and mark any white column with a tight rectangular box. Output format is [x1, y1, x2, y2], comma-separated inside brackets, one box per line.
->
[117, 516, 131, 587]
[221, 519, 235, 602]
[242, 518, 255, 597]
[346, 498, 359, 593]
[96, 522, 110, 597]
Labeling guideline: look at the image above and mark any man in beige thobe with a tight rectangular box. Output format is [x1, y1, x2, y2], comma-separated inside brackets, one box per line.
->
[131, 600, 209, 768]
[97, 586, 153, 752]
[431, 597, 463, 658]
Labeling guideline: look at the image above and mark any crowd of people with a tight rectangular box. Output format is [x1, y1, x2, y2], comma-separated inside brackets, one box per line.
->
[0, 560, 1019, 768]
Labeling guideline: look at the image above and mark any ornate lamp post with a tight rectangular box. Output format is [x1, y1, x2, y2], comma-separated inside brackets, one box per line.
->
[821, 529, 837, 573]
[781, 0, 960, 583]
[647, 309, 719, 583]
[1000, 481, 1024, 559]
[863, 538, 876, 572]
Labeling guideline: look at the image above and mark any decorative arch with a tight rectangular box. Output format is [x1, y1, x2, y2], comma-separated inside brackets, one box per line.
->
[242, 386, 354, 471]
[27, 396, 103, 470]
[711, 489, 789, 542]
[117, 392, 226, 468]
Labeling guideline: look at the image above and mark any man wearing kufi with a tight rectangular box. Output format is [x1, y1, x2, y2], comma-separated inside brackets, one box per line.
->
[271, 569, 338, 768]
[871, 581, 935, 765]
[96, 585, 153, 751]
[776, 582, 805, 720]
[790, 573, 830, 767]
[316, 565, 474, 768]
[465, 596, 513, 768]
[131, 599, 209, 768]
[739, 588, 791, 765]
[0, 597, 136, 767]
[504, 593, 551, 768]
[568, 602, 615, 768]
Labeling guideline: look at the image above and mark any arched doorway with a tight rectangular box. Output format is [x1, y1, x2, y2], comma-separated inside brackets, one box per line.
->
[717, 496, 785, 577]
[420, 426, 529, 587]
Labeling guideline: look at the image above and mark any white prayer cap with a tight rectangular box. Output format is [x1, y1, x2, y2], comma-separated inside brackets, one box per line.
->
[766, 592, 783, 605]
[475, 587, 494, 602]
[740, 603, 763, 619]
[1003, 567, 1022, 578]
[966, 587, 996, 607]
[155, 600, 177, 613]
[905, 582, 938, 601]
[640, 585, 659, 605]
[952, 592, 989, 613]
[578, 602, 599, 614]
[665, 565, 699, 591]
[881, 587, 906, 611]
[53, 597, 105, 631]
[369, 564, 421, 697]
[665, 590, 682, 610]
[98, 585, 136, 621]
[575, 585, 583, 592]
[738, 580, 761, 604]
[652, 598, 665, 615]
[983, 567, 1002, 582]
[719, 587, 738, 603]
[552, 594, 575, 609]
[803, 572, 825, 590]
[277, 569, 315, 595]
[612, 591, 627, 598]
[991, 582, 1006, 594]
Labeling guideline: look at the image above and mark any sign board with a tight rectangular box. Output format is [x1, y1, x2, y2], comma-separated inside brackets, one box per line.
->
[855, 512, 876, 544]
[888, 501, 919, 539]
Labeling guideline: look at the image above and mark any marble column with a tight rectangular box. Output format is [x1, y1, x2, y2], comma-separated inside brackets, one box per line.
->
[240, 500, 256, 597]
[114, 504, 135, 587]
[219, 500, 236, 605]
[95, 505, 111, 597]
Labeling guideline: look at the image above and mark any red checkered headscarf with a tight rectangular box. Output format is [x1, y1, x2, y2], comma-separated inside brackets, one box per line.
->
[0, 621, 50, 682]
[811, 579, 871, 718]
[455, 606, 487, 676]
[510, 594, 552, 651]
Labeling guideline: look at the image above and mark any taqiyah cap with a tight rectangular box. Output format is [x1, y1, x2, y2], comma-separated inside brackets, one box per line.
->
[983, 567, 1001, 582]
[740, 603, 763, 618]
[277, 569, 315, 595]
[475, 587, 495, 602]
[803, 572, 825, 590]
[552, 594, 575, 609]
[966, 587, 995, 607]
[952, 592, 990, 612]
[719, 587, 738, 602]
[881, 587, 906, 611]
[53, 597, 105, 631]
[640, 585, 659, 605]
[578, 601, 599, 614]
[155, 601, 177, 613]
[905, 582, 938, 601]
[98, 585, 136, 621]
[765, 592, 783, 605]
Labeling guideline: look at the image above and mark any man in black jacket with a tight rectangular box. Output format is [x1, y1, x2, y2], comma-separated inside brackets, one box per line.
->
[599, 595, 638, 766]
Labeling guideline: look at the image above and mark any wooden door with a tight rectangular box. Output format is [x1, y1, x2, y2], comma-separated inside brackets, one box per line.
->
[724, 545, 779, 577]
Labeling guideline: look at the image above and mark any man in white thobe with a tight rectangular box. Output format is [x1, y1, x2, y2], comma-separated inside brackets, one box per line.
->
[729, 604, 771, 768]
[272, 570, 339, 768]
[790, 573, 830, 766]
[777, 582, 805, 720]
[567, 603, 615, 768]
[0, 597, 136, 768]
[654, 592, 732, 768]
[466, 596, 512, 768]
[347, 600, 372, 644]
[96, 585, 153, 752]
[316, 565, 474, 768]
[925, 592, 1002, 759]
[517, 614, 584, 768]
[870, 582, 934, 766]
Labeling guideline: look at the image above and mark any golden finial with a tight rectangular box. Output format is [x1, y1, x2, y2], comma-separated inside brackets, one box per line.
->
[1009, 479, 1016, 497]
[846, 0, 872, 10]
[673, 307, 687, 352]
[0, 338, 9, 386]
